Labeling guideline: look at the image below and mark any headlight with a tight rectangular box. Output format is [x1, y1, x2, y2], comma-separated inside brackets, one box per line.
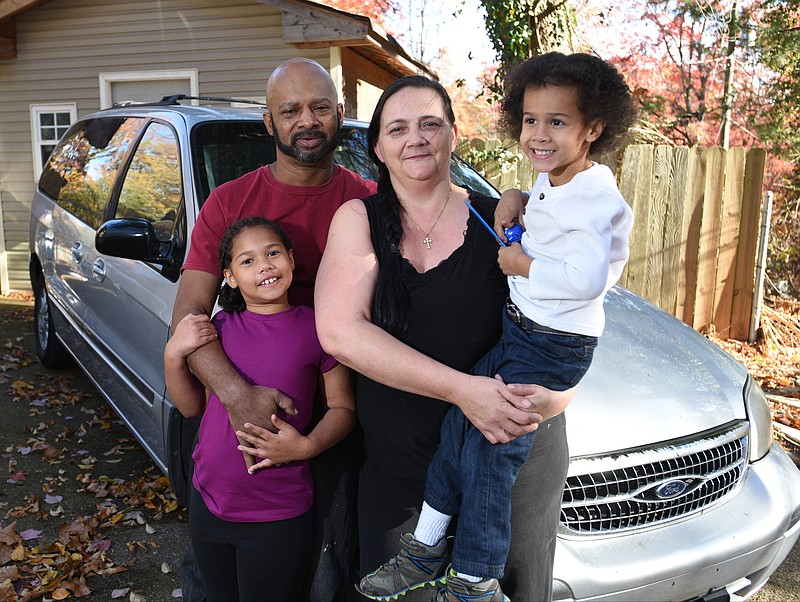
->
[744, 375, 773, 461]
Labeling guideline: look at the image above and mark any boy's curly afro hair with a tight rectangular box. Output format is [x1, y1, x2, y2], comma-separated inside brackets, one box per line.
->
[499, 52, 640, 157]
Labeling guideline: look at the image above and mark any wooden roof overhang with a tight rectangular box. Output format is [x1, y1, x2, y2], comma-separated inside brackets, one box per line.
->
[0, 0, 50, 57]
[1, 0, 434, 80]
[257, 0, 434, 80]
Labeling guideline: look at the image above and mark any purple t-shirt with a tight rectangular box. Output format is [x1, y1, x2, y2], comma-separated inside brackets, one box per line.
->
[192, 306, 337, 522]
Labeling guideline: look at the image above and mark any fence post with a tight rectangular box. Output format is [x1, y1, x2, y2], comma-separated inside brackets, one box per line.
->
[618, 145, 653, 298]
[750, 190, 773, 342]
[713, 147, 747, 338]
[694, 148, 726, 333]
[729, 148, 767, 339]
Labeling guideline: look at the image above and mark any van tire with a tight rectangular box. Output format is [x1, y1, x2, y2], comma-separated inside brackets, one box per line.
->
[33, 271, 72, 369]
[167, 408, 200, 507]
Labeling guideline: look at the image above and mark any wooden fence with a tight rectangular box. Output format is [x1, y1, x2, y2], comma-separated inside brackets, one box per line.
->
[457, 140, 767, 341]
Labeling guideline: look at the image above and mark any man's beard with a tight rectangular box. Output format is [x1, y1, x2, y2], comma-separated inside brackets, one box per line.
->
[271, 115, 342, 164]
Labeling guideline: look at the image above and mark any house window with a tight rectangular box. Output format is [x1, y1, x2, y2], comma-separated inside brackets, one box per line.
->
[30, 103, 77, 179]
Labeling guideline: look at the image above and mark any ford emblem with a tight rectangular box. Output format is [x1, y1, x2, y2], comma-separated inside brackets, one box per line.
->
[654, 480, 688, 499]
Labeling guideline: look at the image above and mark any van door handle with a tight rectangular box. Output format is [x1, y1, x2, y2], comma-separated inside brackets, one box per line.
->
[71, 242, 83, 261]
[92, 258, 106, 282]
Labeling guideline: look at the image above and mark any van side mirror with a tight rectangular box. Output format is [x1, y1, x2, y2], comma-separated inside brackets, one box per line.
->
[96, 218, 164, 262]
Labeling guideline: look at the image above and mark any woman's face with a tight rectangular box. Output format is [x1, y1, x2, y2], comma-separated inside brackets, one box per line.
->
[373, 86, 457, 185]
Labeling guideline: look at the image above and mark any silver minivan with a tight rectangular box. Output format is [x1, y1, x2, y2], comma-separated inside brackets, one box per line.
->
[29, 100, 800, 602]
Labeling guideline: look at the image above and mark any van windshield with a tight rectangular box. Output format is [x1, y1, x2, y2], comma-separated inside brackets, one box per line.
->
[191, 121, 498, 209]
[191, 121, 276, 206]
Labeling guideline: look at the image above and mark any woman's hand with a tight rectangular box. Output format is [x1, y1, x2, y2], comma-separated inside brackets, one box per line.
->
[167, 313, 217, 359]
[236, 416, 312, 473]
[456, 375, 544, 444]
[508, 382, 577, 422]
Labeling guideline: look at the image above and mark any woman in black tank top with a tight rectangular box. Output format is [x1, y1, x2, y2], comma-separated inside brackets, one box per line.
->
[315, 76, 574, 601]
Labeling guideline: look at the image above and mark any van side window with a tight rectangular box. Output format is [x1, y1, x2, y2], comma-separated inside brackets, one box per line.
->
[116, 122, 182, 242]
[39, 117, 144, 229]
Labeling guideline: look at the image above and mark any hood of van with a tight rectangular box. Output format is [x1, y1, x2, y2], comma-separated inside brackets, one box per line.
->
[565, 287, 749, 458]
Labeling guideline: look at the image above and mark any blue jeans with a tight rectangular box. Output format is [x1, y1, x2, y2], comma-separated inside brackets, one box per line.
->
[424, 308, 597, 579]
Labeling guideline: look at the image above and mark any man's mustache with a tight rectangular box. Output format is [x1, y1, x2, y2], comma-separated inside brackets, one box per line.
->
[291, 130, 326, 143]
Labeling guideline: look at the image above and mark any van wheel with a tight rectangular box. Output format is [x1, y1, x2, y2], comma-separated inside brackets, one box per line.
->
[167, 408, 200, 507]
[33, 272, 71, 368]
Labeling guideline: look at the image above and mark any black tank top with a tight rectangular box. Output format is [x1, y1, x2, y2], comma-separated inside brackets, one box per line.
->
[357, 193, 508, 490]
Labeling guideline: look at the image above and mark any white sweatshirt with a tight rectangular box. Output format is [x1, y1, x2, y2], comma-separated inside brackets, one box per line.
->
[508, 163, 634, 337]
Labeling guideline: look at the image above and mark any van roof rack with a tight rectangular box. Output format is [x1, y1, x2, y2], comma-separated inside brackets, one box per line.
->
[113, 95, 266, 108]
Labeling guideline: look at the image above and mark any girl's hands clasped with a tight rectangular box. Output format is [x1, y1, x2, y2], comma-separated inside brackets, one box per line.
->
[236, 416, 312, 473]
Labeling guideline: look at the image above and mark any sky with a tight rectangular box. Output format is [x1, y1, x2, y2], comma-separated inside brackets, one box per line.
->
[384, 0, 497, 88]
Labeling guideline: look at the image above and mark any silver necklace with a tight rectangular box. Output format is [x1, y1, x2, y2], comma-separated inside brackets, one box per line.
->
[403, 189, 452, 250]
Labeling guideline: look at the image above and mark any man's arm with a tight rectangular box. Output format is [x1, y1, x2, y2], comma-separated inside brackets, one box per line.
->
[171, 270, 296, 437]
[172, 270, 245, 400]
[164, 313, 217, 417]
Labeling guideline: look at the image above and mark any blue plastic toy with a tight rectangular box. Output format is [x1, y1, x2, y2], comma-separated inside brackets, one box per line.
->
[464, 199, 524, 247]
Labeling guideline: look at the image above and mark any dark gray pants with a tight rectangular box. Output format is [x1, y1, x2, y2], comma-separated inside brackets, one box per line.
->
[503, 412, 569, 602]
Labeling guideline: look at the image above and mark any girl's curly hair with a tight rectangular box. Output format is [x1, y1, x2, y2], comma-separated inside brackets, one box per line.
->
[499, 52, 640, 156]
[217, 216, 292, 312]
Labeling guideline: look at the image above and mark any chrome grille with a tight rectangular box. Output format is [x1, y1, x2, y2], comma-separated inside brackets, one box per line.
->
[561, 422, 748, 535]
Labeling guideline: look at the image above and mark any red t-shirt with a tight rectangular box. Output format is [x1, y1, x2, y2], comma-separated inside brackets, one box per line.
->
[183, 164, 377, 307]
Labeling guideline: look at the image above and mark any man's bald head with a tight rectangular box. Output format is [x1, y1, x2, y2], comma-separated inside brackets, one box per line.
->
[262, 58, 344, 168]
[265, 58, 337, 106]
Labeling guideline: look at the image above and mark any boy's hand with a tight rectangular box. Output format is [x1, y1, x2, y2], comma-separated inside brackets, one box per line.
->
[498, 243, 533, 277]
[236, 416, 311, 473]
[167, 313, 217, 359]
[495, 189, 528, 242]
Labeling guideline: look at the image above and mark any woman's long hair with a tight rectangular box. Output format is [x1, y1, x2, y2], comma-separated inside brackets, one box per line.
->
[366, 76, 456, 335]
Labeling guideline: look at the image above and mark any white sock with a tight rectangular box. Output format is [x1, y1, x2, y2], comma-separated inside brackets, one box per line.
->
[413, 502, 451, 547]
[455, 571, 483, 583]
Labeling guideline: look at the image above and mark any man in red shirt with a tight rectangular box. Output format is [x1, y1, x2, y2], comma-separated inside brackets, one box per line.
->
[173, 57, 376, 601]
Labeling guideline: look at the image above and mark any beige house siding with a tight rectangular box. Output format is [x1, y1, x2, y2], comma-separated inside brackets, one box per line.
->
[1, 0, 412, 293]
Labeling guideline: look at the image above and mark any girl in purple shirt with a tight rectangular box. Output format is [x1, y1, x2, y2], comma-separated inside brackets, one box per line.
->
[165, 217, 355, 601]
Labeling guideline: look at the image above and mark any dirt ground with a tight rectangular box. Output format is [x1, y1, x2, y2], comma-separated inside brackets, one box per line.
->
[0, 297, 187, 601]
[1, 294, 798, 601]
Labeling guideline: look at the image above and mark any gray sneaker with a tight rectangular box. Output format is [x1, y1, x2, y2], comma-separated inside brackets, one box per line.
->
[431, 569, 510, 602]
[357, 533, 449, 600]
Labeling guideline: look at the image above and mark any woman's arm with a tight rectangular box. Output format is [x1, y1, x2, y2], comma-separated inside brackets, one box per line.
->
[316, 199, 552, 444]
[164, 313, 216, 417]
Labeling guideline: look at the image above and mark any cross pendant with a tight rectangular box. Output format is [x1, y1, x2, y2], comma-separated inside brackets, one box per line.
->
[423, 236, 432, 249]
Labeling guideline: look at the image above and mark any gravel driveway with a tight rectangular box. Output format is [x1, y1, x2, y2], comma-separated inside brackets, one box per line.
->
[1, 296, 797, 601]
